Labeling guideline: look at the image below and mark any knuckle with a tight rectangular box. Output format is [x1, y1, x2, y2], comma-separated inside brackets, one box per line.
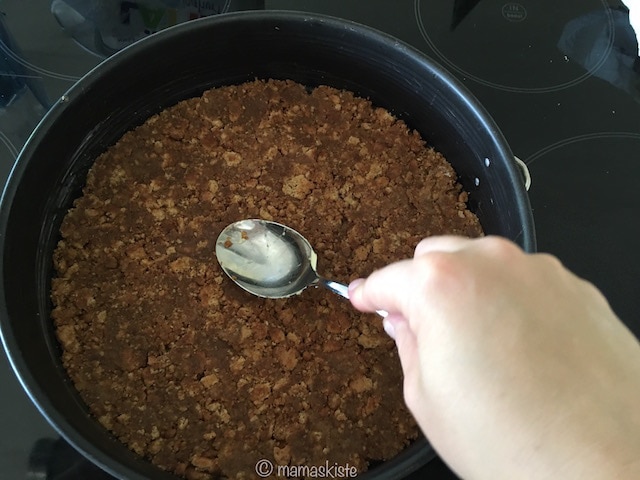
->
[576, 276, 609, 307]
[480, 235, 522, 259]
[412, 251, 465, 293]
[536, 252, 564, 270]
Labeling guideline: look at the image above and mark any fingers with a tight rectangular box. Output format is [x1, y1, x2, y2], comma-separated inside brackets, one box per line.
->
[350, 236, 526, 335]
[389, 315, 419, 378]
[383, 313, 427, 426]
[348, 258, 419, 316]
[349, 236, 475, 317]
[382, 314, 419, 375]
[413, 235, 474, 258]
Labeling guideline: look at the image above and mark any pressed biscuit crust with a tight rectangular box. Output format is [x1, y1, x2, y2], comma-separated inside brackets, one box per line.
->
[51, 79, 483, 479]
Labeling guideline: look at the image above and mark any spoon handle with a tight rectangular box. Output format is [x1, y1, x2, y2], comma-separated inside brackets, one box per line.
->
[321, 279, 350, 299]
[319, 278, 387, 318]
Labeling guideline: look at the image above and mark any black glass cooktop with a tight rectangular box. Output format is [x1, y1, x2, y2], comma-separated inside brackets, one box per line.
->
[1, 1, 639, 479]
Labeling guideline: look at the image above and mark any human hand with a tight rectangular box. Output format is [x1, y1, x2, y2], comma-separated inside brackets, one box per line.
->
[349, 236, 640, 480]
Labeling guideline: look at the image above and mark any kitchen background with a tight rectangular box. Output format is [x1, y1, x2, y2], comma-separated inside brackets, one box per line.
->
[1, 1, 639, 479]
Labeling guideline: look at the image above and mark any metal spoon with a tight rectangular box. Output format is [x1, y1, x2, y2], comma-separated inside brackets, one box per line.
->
[215, 219, 386, 317]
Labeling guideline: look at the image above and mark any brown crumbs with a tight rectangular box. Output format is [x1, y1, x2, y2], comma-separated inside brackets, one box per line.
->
[51, 79, 483, 480]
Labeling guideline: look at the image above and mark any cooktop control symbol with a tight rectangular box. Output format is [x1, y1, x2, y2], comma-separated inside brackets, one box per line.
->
[502, 3, 527, 22]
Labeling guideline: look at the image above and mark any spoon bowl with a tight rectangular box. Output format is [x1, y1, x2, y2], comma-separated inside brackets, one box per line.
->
[215, 219, 326, 298]
[216, 219, 385, 315]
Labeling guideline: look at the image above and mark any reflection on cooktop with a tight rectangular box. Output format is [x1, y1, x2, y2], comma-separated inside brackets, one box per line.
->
[415, 0, 617, 92]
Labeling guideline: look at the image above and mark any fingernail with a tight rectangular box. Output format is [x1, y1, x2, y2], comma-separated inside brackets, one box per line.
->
[383, 318, 396, 340]
[348, 278, 365, 298]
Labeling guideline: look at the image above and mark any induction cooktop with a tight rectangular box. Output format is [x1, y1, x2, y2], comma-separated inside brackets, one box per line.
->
[1, 1, 638, 479]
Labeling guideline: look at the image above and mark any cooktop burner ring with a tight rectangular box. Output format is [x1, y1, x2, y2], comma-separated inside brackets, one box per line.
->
[415, 0, 615, 93]
[0, 38, 81, 83]
[0, 131, 19, 161]
[525, 131, 640, 164]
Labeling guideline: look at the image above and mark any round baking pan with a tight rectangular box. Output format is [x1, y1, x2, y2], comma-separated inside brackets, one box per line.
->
[0, 11, 535, 480]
